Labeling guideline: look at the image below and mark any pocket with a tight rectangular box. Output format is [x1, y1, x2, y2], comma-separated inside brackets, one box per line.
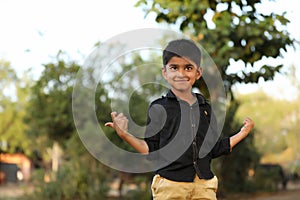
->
[205, 176, 218, 192]
[151, 174, 162, 194]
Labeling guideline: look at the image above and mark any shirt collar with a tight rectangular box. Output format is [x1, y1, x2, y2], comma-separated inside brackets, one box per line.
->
[165, 89, 206, 105]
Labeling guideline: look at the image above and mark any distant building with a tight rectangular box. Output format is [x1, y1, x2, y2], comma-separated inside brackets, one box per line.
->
[0, 153, 31, 184]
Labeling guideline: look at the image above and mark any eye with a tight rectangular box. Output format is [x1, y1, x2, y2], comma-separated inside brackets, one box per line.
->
[169, 66, 178, 71]
[185, 65, 194, 71]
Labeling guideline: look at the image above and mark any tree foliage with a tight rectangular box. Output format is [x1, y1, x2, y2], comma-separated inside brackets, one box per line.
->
[0, 60, 31, 154]
[24, 49, 158, 199]
[19, 0, 296, 195]
[25, 56, 80, 143]
[24, 53, 117, 199]
[235, 91, 300, 165]
[135, 0, 295, 97]
[214, 100, 260, 193]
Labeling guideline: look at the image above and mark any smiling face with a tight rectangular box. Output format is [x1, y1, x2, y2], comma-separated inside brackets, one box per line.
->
[162, 56, 202, 94]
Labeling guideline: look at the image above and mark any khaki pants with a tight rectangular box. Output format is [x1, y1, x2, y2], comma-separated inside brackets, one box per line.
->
[151, 174, 218, 200]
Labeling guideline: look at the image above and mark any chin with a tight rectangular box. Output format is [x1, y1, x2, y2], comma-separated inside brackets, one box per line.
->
[173, 87, 192, 92]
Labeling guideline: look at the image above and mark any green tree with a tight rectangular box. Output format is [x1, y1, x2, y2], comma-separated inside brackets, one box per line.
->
[24, 53, 112, 199]
[0, 60, 31, 154]
[235, 89, 300, 175]
[286, 65, 300, 173]
[136, 0, 295, 97]
[25, 57, 79, 143]
[234, 90, 300, 191]
[24, 43, 162, 198]
[213, 101, 260, 193]
[235, 91, 294, 154]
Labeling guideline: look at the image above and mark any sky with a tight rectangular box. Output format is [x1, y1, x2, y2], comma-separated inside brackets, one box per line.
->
[0, 0, 158, 75]
[0, 0, 299, 100]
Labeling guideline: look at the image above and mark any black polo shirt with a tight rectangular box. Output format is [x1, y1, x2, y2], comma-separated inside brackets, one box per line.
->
[144, 90, 231, 182]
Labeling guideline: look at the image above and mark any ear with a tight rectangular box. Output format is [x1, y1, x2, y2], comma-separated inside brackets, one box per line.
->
[162, 66, 167, 79]
[196, 67, 203, 80]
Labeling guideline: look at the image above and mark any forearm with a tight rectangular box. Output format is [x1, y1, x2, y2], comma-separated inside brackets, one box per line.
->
[105, 112, 149, 155]
[229, 130, 248, 151]
[229, 117, 254, 151]
[119, 130, 149, 155]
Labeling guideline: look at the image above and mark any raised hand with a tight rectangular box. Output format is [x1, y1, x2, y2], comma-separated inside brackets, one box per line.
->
[104, 111, 149, 154]
[240, 117, 255, 136]
[105, 111, 129, 137]
[230, 117, 255, 150]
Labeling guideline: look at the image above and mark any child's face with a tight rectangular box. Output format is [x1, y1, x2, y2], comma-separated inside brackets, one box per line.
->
[162, 56, 202, 93]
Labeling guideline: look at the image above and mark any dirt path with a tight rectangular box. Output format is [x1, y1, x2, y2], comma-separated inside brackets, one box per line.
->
[1, 182, 300, 200]
[0, 183, 33, 199]
[240, 190, 300, 200]
[221, 189, 300, 200]
[223, 181, 300, 200]
[227, 190, 300, 200]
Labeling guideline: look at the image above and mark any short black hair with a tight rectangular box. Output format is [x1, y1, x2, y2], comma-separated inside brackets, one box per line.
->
[163, 39, 201, 67]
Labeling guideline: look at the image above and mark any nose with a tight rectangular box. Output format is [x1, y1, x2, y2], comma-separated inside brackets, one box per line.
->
[177, 68, 186, 77]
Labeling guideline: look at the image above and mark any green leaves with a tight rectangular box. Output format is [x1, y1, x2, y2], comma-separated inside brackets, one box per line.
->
[25, 58, 80, 142]
[136, 0, 295, 98]
[0, 61, 31, 154]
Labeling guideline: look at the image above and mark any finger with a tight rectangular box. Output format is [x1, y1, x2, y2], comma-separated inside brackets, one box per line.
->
[242, 125, 248, 130]
[105, 122, 113, 127]
[242, 117, 254, 130]
[111, 111, 117, 120]
[118, 112, 124, 117]
[243, 117, 250, 125]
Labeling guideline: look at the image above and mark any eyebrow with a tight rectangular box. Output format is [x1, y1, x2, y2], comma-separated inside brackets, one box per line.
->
[168, 63, 195, 67]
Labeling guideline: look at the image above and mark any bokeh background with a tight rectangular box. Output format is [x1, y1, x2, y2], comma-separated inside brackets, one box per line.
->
[1, 0, 299, 199]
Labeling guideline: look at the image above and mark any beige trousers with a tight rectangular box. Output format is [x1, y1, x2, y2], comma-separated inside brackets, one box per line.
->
[151, 174, 218, 200]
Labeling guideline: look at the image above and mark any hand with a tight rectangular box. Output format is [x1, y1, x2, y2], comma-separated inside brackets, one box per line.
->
[105, 112, 129, 137]
[230, 117, 255, 150]
[240, 117, 254, 136]
[105, 112, 149, 154]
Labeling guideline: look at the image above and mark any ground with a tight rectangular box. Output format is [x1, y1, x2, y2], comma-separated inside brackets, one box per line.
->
[222, 181, 300, 200]
[1, 181, 300, 200]
[227, 190, 300, 200]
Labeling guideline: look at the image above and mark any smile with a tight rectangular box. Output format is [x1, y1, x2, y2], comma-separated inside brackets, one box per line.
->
[174, 79, 189, 82]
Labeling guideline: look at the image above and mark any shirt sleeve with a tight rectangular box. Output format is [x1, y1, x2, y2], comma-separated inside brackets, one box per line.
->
[211, 137, 231, 158]
[144, 103, 166, 153]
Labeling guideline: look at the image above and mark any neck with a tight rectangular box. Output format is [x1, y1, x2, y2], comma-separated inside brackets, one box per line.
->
[171, 89, 196, 105]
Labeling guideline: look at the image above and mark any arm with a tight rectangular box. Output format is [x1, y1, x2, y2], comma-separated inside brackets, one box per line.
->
[105, 111, 149, 155]
[230, 117, 254, 151]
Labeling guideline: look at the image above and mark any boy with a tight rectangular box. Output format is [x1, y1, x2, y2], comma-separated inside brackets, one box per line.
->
[105, 39, 254, 199]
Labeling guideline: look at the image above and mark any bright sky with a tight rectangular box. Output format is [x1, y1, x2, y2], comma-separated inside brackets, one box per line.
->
[0, 0, 299, 100]
[0, 0, 159, 76]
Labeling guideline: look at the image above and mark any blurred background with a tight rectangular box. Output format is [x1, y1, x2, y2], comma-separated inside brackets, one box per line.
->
[0, 0, 299, 199]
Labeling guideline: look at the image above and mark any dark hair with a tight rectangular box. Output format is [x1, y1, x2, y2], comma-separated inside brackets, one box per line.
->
[163, 39, 201, 67]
